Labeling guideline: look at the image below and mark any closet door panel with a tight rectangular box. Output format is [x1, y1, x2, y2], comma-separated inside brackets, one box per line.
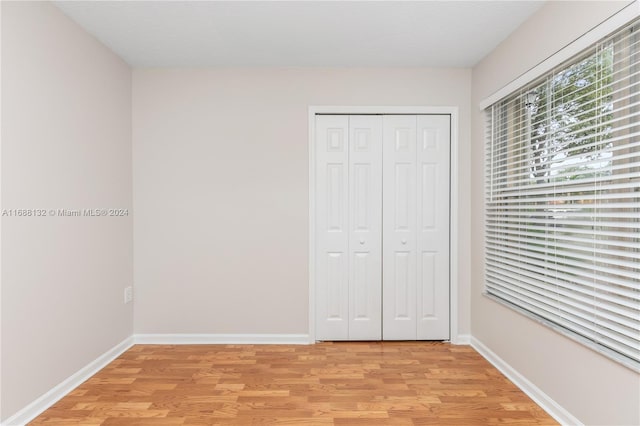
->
[348, 116, 382, 340]
[416, 115, 450, 340]
[316, 115, 350, 340]
[382, 115, 418, 340]
[316, 113, 451, 342]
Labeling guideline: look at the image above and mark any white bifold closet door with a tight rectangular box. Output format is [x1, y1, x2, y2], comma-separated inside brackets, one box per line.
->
[315, 114, 449, 341]
[315, 115, 383, 341]
[382, 115, 450, 340]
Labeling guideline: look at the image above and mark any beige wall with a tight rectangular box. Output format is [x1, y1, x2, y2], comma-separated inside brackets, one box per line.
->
[1, 2, 133, 421]
[471, 1, 640, 425]
[132, 68, 471, 336]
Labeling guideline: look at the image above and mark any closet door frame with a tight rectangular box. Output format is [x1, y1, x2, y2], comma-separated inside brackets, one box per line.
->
[308, 106, 462, 344]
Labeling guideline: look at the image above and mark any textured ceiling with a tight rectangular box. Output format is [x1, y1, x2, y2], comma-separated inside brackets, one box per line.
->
[54, 1, 545, 68]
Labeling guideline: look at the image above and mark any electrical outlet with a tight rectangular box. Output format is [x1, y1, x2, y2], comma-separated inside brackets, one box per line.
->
[124, 286, 133, 304]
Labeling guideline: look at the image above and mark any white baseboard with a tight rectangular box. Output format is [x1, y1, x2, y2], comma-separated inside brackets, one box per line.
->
[452, 333, 471, 345]
[1, 336, 134, 426]
[470, 336, 582, 426]
[133, 333, 311, 345]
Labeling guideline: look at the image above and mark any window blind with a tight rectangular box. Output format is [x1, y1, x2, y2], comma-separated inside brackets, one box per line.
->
[485, 18, 640, 369]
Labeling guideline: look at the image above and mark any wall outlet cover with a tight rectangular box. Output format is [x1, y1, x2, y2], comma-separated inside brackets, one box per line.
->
[124, 286, 133, 304]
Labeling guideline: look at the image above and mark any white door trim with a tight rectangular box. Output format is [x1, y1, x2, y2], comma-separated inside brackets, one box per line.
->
[308, 106, 461, 344]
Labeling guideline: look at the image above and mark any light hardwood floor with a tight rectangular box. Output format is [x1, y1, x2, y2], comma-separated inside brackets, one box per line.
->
[29, 342, 558, 425]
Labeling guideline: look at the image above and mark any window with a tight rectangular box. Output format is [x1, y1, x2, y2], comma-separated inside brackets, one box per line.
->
[485, 18, 640, 370]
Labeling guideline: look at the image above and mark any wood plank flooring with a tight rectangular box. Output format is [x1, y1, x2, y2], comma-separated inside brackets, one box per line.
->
[29, 342, 557, 425]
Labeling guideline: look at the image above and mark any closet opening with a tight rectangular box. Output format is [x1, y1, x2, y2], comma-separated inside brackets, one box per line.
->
[308, 107, 460, 343]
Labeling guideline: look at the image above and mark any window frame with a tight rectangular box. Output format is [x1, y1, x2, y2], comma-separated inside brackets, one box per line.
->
[483, 17, 640, 372]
